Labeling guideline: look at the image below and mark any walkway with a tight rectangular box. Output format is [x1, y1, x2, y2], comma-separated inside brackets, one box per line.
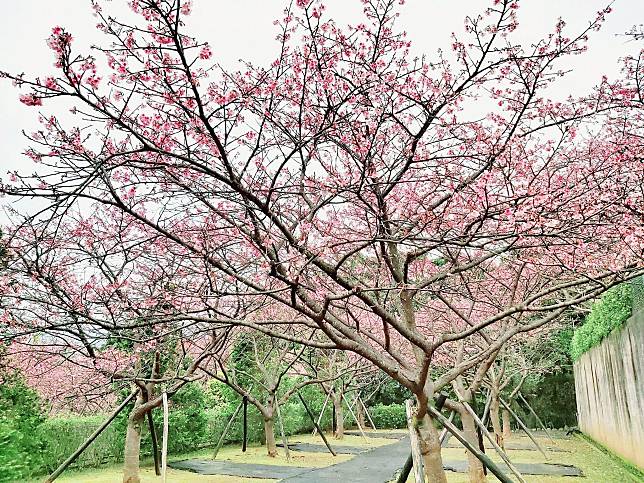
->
[171, 431, 583, 481]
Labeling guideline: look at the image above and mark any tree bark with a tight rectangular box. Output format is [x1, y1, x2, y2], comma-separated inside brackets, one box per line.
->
[489, 392, 504, 450]
[502, 409, 512, 440]
[460, 407, 488, 483]
[264, 416, 278, 457]
[333, 393, 344, 439]
[417, 414, 448, 483]
[123, 400, 145, 483]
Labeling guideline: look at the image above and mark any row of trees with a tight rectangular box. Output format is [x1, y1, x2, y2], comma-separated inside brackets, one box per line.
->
[1, 0, 643, 481]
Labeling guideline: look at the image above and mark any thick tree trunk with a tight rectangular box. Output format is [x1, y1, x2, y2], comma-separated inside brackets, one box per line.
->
[418, 414, 448, 483]
[502, 409, 512, 440]
[333, 394, 344, 439]
[489, 392, 504, 450]
[264, 417, 278, 457]
[123, 404, 145, 483]
[460, 408, 488, 483]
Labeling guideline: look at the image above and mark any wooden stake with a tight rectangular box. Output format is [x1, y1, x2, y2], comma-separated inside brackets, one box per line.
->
[360, 396, 377, 430]
[44, 390, 137, 483]
[428, 405, 514, 483]
[298, 392, 337, 456]
[161, 392, 169, 483]
[342, 393, 367, 441]
[274, 395, 291, 461]
[242, 395, 248, 452]
[518, 392, 555, 443]
[405, 400, 425, 483]
[462, 401, 527, 483]
[213, 399, 243, 459]
[312, 391, 331, 436]
[147, 410, 161, 476]
[481, 389, 492, 426]
[500, 397, 549, 460]
[439, 411, 455, 445]
[396, 454, 414, 483]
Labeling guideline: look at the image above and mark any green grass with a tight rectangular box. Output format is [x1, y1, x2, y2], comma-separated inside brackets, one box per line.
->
[396, 430, 643, 483]
[577, 433, 644, 482]
[29, 429, 643, 483]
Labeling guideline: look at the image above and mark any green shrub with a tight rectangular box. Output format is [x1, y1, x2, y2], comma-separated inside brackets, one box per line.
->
[11, 379, 366, 478]
[370, 403, 406, 429]
[0, 374, 46, 481]
[369, 379, 412, 406]
[0, 418, 29, 482]
[571, 284, 632, 361]
[145, 384, 210, 454]
[38, 415, 122, 472]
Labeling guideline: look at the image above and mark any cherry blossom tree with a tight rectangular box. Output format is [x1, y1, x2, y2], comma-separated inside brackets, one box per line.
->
[2, 0, 644, 481]
[1, 215, 241, 482]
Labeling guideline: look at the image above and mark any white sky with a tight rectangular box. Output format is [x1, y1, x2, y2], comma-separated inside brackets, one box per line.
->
[1, 0, 643, 222]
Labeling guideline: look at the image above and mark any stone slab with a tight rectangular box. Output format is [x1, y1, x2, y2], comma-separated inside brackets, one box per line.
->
[344, 430, 407, 439]
[281, 437, 410, 482]
[443, 459, 583, 477]
[443, 441, 568, 452]
[278, 442, 366, 454]
[169, 459, 310, 479]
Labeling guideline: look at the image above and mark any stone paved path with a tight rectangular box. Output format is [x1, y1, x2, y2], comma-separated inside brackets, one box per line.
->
[171, 432, 583, 481]
[442, 460, 582, 477]
[280, 437, 410, 482]
[443, 441, 568, 452]
[278, 442, 367, 454]
[345, 430, 407, 439]
[169, 459, 310, 479]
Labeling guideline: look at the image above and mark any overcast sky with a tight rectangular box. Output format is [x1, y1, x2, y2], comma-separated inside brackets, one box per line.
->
[1, 0, 643, 222]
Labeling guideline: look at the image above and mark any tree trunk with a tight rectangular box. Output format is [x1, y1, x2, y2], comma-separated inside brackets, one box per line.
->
[489, 392, 504, 450]
[460, 407, 488, 483]
[333, 393, 344, 439]
[502, 409, 512, 440]
[264, 417, 278, 457]
[418, 414, 448, 483]
[123, 403, 145, 483]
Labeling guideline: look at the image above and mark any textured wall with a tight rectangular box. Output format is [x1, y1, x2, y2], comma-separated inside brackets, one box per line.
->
[574, 312, 644, 468]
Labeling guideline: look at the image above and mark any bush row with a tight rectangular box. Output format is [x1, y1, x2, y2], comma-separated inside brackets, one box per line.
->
[570, 284, 632, 361]
[4, 381, 406, 480]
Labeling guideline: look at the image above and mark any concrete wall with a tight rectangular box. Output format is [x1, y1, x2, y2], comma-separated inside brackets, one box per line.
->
[574, 312, 644, 468]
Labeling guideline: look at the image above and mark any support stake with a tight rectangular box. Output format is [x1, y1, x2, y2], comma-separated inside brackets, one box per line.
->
[44, 390, 137, 483]
[274, 395, 291, 461]
[147, 410, 161, 476]
[359, 396, 377, 430]
[500, 397, 549, 460]
[213, 399, 243, 459]
[342, 392, 367, 441]
[428, 404, 514, 483]
[405, 400, 425, 483]
[161, 392, 169, 483]
[312, 391, 331, 436]
[298, 392, 336, 456]
[462, 401, 527, 483]
[518, 392, 555, 444]
[242, 395, 248, 452]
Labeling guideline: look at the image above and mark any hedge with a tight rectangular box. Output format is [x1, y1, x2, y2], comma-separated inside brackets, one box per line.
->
[570, 284, 632, 361]
[24, 381, 348, 478]
[370, 403, 406, 429]
[3, 374, 410, 481]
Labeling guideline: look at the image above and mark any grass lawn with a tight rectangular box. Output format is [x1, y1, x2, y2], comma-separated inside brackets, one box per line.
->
[33, 430, 384, 482]
[30, 429, 643, 482]
[399, 430, 643, 482]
